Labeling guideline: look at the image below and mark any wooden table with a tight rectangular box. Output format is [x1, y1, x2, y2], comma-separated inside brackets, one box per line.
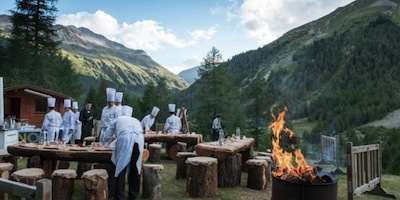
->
[7, 143, 149, 178]
[145, 133, 203, 160]
[194, 138, 255, 187]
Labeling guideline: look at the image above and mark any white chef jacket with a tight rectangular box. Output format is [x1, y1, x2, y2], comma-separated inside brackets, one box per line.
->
[141, 114, 155, 132]
[100, 105, 117, 142]
[164, 114, 182, 135]
[62, 110, 75, 138]
[101, 116, 144, 177]
[65, 111, 81, 143]
[42, 110, 63, 142]
[115, 104, 122, 118]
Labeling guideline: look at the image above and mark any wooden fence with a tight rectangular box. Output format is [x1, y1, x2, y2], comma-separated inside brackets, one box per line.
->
[346, 141, 396, 200]
[0, 178, 51, 200]
[315, 135, 344, 173]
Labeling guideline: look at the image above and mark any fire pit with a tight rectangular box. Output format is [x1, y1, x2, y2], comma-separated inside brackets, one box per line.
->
[269, 106, 338, 200]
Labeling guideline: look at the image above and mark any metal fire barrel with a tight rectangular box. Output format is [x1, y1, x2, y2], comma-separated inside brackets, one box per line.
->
[271, 176, 338, 200]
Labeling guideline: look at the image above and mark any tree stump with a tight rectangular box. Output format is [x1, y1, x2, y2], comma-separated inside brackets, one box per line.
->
[11, 168, 45, 186]
[177, 142, 187, 152]
[76, 162, 93, 179]
[0, 163, 13, 179]
[186, 156, 218, 197]
[0, 149, 18, 172]
[142, 164, 164, 200]
[255, 156, 272, 181]
[166, 143, 178, 161]
[148, 144, 162, 163]
[82, 169, 108, 200]
[175, 152, 195, 179]
[51, 169, 77, 200]
[27, 155, 42, 168]
[94, 163, 116, 198]
[246, 159, 267, 190]
[0, 163, 14, 200]
[218, 153, 242, 187]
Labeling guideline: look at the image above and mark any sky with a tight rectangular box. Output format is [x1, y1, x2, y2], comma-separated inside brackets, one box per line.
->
[1, 0, 354, 74]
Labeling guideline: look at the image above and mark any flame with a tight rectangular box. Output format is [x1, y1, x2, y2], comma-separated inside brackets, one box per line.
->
[269, 106, 316, 182]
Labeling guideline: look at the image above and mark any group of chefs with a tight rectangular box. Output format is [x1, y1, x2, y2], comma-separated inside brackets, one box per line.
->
[40, 87, 183, 200]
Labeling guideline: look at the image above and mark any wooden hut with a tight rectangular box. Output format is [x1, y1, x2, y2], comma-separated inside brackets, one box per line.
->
[3, 84, 72, 128]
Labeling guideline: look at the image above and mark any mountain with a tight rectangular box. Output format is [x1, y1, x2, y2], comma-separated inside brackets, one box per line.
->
[0, 15, 188, 97]
[177, 66, 199, 85]
[178, 0, 400, 131]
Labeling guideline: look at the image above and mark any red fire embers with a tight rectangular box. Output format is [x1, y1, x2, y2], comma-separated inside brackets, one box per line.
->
[269, 106, 316, 182]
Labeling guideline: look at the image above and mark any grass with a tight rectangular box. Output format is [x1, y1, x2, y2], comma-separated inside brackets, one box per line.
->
[14, 151, 400, 200]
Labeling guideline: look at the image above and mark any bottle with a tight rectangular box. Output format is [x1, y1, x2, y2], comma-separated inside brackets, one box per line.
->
[218, 129, 224, 146]
[236, 127, 241, 139]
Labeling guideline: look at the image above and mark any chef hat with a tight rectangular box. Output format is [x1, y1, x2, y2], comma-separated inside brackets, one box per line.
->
[64, 99, 71, 108]
[106, 88, 116, 101]
[121, 105, 133, 117]
[151, 106, 160, 116]
[168, 104, 176, 113]
[115, 92, 123, 103]
[47, 97, 55, 107]
[72, 101, 78, 109]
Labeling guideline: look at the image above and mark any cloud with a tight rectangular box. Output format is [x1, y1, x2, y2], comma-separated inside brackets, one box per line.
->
[236, 0, 354, 45]
[57, 10, 217, 51]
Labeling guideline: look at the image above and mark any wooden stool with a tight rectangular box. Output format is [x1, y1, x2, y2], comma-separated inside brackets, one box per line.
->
[218, 153, 242, 187]
[186, 156, 218, 197]
[175, 152, 195, 179]
[255, 156, 272, 181]
[246, 159, 267, 190]
[177, 142, 187, 152]
[51, 169, 77, 200]
[11, 168, 45, 186]
[94, 163, 116, 198]
[83, 136, 96, 145]
[142, 164, 164, 200]
[148, 144, 162, 163]
[0, 163, 14, 199]
[0, 163, 14, 179]
[0, 149, 18, 172]
[82, 169, 108, 200]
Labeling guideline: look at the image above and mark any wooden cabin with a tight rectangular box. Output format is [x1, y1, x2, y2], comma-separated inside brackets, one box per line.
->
[4, 84, 72, 128]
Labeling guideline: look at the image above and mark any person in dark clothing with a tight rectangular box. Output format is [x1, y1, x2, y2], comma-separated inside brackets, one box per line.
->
[78, 101, 93, 144]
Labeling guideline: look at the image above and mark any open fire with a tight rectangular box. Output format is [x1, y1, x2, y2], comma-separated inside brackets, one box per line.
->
[269, 106, 338, 200]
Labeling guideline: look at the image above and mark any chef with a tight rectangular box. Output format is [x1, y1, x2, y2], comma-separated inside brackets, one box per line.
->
[115, 91, 123, 117]
[61, 99, 75, 143]
[164, 104, 182, 135]
[101, 105, 144, 200]
[42, 97, 63, 142]
[99, 88, 117, 144]
[141, 106, 160, 133]
[66, 101, 81, 144]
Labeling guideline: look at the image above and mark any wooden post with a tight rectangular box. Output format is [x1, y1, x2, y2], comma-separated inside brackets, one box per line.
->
[82, 169, 109, 200]
[51, 169, 77, 200]
[36, 179, 52, 200]
[175, 152, 195, 179]
[142, 164, 164, 200]
[148, 144, 162, 163]
[186, 157, 218, 197]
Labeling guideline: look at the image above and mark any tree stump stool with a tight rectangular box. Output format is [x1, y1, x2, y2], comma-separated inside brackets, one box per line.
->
[11, 168, 45, 186]
[255, 156, 272, 181]
[82, 169, 108, 200]
[177, 142, 187, 152]
[246, 159, 267, 190]
[51, 169, 77, 200]
[218, 153, 242, 187]
[175, 152, 195, 179]
[0, 163, 13, 179]
[94, 163, 116, 198]
[76, 162, 93, 179]
[0, 163, 14, 200]
[186, 156, 218, 197]
[0, 149, 18, 172]
[142, 164, 164, 200]
[83, 136, 96, 145]
[148, 144, 162, 163]
[257, 151, 276, 170]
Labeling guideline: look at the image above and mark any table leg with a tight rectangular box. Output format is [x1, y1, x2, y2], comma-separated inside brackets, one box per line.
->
[41, 158, 57, 179]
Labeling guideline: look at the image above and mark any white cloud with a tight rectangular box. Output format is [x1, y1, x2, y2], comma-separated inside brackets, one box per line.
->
[57, 10, 217, 52]
[237, 0, 354, 45]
